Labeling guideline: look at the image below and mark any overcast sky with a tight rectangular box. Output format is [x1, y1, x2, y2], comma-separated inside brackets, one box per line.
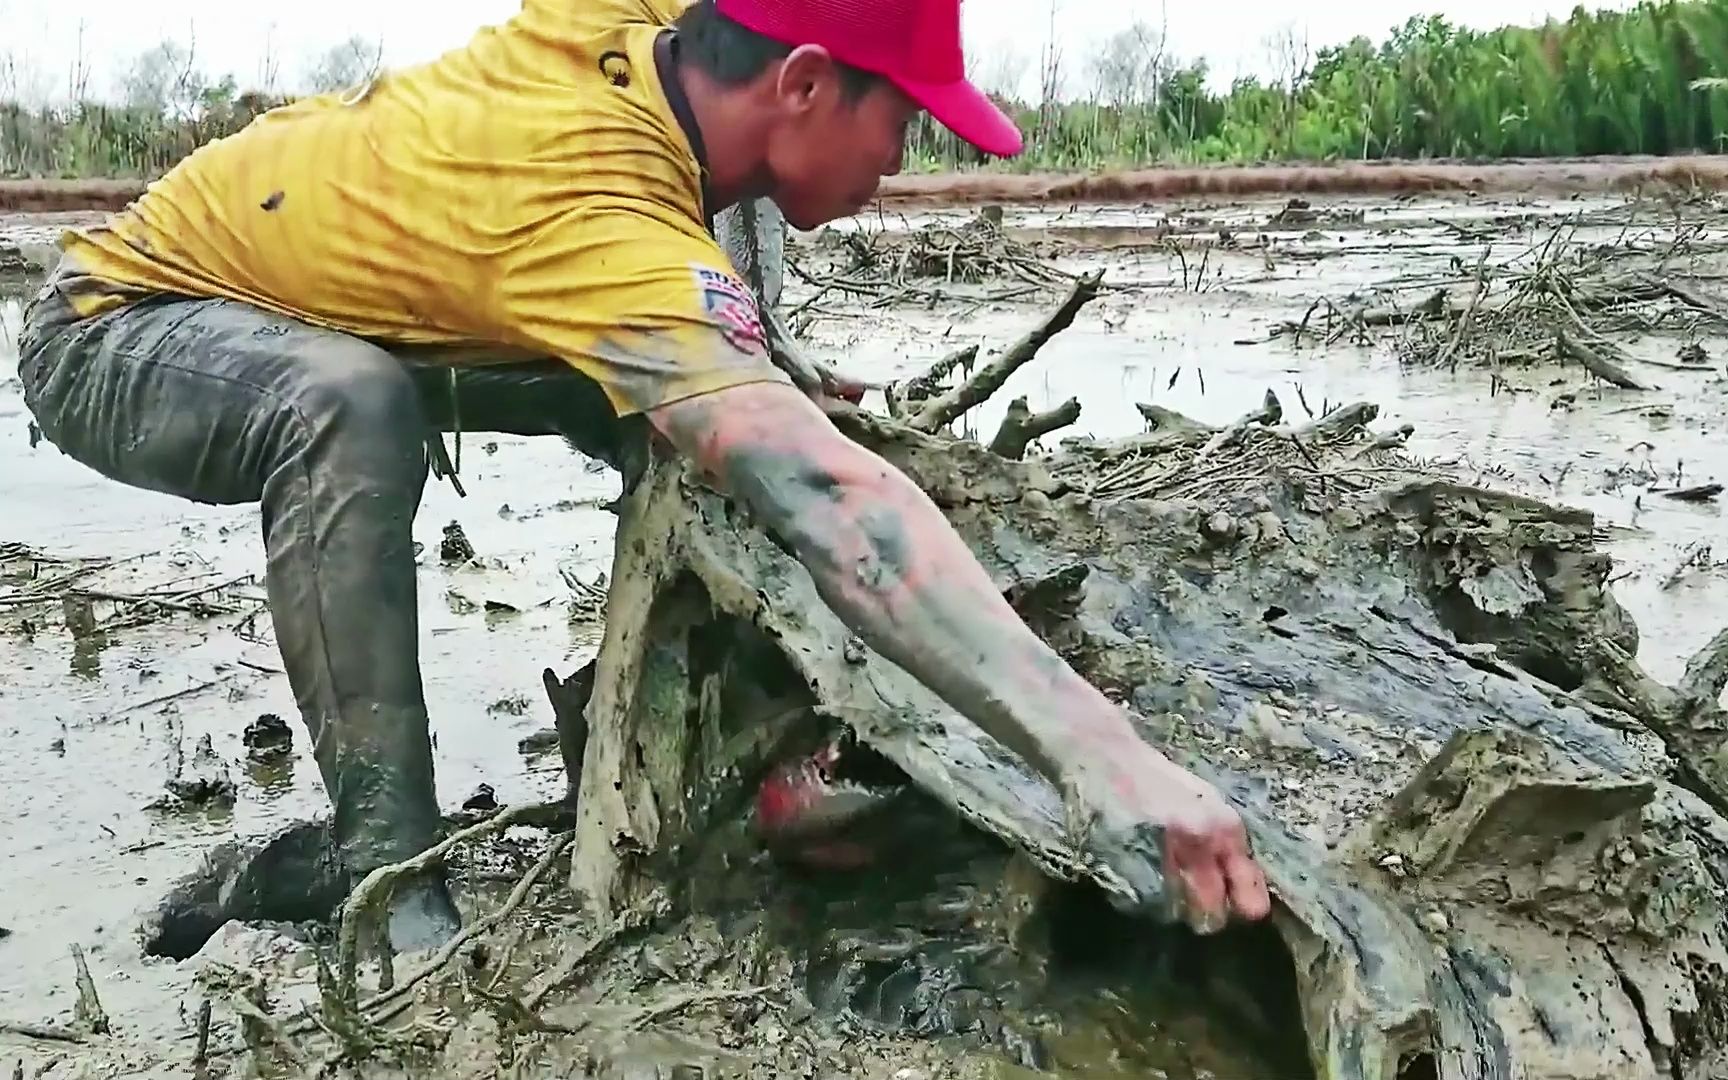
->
[8, 0, 1632, 103]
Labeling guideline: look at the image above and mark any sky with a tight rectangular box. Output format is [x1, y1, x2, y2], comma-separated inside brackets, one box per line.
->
[7, 0, 1633, 104]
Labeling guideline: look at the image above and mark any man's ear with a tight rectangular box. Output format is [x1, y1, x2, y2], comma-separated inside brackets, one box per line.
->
[773, 44, 839, 113]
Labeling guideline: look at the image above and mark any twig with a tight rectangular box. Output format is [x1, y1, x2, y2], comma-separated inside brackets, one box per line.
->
[909, 271, 1104, 433]
[70, 945, 108, 1036]
[522, 900, 663, 1011]
[118, 678, 227, 715]
[1438, 249, 1491, 371]
[623, 987, 771, 1031]
[336, 802, 554, 1005]
[357, 832, 574, 1023]
[225, 988, 306, 1067]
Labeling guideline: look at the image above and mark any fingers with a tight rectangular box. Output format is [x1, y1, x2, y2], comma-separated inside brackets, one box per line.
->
[1167, 817, 1272, 934]
[1222, 837, 1272, 921]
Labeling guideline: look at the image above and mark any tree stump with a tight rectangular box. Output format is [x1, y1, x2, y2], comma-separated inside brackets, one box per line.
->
[545, 211, 1728, 1078]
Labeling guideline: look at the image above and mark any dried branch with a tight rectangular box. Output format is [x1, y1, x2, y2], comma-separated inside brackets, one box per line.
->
[335, 802, 557, 1005]
[1557, 329, 1650, 390]
[1196, 389, 1283, 461]
[989, 395, 1082, 459]
[909, 271, 1104, 433]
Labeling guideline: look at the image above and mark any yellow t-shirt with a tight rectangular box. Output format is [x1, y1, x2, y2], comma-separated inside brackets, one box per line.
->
[54, 0, 791, 417]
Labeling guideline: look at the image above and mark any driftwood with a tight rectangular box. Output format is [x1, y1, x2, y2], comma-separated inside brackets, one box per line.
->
[538, 261, 1728, 1080]
[988, 394, 1082, 459]
[907, 271, 1103, 433]
[1557, 328, 1652, 391]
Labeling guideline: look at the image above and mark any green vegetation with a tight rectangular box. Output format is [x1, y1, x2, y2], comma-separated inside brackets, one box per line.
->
[916, 0, 1728, 170]
[4, 0, 1728, 179]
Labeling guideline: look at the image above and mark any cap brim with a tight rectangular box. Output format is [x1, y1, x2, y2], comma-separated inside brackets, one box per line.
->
[895, 76, 1024, 158]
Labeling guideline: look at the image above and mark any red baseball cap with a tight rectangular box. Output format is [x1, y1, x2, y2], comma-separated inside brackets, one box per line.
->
[713, 0, 1025, 157]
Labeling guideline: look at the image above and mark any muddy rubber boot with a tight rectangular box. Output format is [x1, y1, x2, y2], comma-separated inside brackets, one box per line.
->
[384, 870, 463, 954]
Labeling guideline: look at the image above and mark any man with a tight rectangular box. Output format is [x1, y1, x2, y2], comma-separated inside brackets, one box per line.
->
[17, 0, 1270, 953]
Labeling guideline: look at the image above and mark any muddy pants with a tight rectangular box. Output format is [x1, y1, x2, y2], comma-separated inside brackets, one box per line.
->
[18, 274, 639, 876]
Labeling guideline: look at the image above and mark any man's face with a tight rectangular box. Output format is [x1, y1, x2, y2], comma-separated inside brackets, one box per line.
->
[761, 49, 918, 231]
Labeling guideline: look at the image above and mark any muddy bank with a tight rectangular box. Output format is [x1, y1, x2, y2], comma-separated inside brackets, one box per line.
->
[10, 156, 1728, 217]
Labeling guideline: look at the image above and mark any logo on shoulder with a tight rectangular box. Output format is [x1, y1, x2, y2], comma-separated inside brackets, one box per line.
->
[691, 265, 767, 353]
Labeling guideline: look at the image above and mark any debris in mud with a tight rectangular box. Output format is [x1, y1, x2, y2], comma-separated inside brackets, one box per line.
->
[488, 693, 532, 716]
[159, 733, 237, 809]
[1662, 482, 1723, 502]
[793, 205, 1073, 302]
[462, 784, 499, 812]
[1267, 197, 1364, 229]
[439, 521, 476, 563]
[558, 565, 608, 618]
[516, 727, 560, 755]
[1278, 205, 1728, 389]
[242, 714, 292, 756]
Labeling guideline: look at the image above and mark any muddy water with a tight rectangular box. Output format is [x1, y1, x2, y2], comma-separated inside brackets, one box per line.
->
[802, 194, 1728, 684]
[2, 190, 1725, 1073]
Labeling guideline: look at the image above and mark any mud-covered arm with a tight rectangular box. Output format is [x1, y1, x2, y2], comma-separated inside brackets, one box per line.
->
[646, 380, 1270, 929]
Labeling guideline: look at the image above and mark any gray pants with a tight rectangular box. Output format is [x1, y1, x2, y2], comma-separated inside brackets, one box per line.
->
[18, 276, 640, 875]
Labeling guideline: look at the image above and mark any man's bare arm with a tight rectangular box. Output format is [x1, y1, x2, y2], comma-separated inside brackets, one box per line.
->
[645, 379, 1270, 929]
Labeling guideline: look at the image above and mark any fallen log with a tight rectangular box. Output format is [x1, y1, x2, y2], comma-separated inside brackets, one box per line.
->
[514, 243, 1728, 1078]
[557, 383, 1728, 1079]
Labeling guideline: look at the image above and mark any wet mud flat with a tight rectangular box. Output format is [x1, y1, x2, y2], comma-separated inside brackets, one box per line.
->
[1, 185, 1726, 1079]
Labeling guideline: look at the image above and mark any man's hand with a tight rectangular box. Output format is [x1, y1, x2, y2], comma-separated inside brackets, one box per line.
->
[1073, 746, 1269, 933]
[644, 379, 1271, 930]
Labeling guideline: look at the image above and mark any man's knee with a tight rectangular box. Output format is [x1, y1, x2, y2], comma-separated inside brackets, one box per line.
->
[290, 350, 432, 477]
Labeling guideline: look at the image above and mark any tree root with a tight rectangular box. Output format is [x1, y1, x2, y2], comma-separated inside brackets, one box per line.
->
[989, 395, 1082, 459]
[335, 802, 557, 1005]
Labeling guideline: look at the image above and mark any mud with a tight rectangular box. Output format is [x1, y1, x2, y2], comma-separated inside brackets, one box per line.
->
[3, 187, 1727, 1078]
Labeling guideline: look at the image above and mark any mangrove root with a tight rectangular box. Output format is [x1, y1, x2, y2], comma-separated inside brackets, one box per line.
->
[564, 374, 1728, 1079]
[989, 395, 1082, 459]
